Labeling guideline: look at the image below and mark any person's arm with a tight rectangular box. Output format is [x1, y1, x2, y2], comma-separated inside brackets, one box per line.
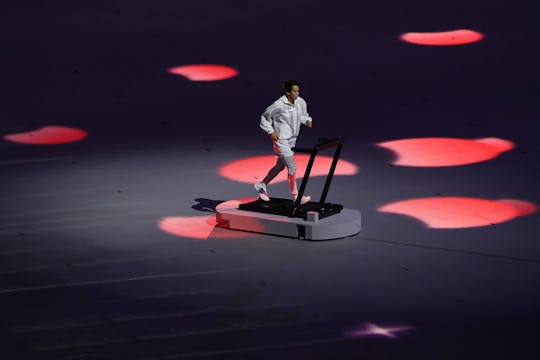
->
[260, 103, 280, 140]
[299, 98, 313, 128]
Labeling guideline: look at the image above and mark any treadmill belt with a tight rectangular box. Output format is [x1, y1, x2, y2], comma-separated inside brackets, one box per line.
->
[239, 198, 343, 220]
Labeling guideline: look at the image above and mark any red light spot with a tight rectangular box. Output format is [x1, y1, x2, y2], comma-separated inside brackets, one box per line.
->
[219, 155, 359, 183]
[3, 126, 87, 145]
[378, 197, 537, 229]
[167, 64, 239, 81]
[158, 199, 263, 239]
[400, 29, 484, 46]
[159, 215, 217, 239]
[497, 199, 538, 216]
[375, 137, 514, 167]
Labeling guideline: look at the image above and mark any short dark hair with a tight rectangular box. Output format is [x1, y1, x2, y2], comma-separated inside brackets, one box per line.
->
[283, 80, 300, 93]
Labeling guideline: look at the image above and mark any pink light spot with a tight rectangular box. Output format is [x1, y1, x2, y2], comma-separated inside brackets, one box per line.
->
[167, 64, 239, 81]
[159, 215, 217, 240]
[158, 198, 263, 239]
[400, 29, 484, 46]
[219, 155, 359, 184]
[3, 126, 87, 145]
[347, 322, 413, 339]
[375, 137, 515, 167]
[497, 199, 538, 217]
[378, 197, 537, 229]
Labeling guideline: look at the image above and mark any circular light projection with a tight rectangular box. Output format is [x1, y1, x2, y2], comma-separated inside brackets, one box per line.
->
[375, 137, 514, 167]
[158, 198, 261, 239]
[167, 64, 239, 81]
[219, 155, 359, 184]
[378, 197, 537, 229]
[3, 126, 87, 145]
[159, 215, 217, 239]
[497, 199, 538, 217]
[400, 29, 484, 46]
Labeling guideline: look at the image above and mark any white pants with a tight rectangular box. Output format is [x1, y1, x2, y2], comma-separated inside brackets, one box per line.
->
[273, 138, 297, 158]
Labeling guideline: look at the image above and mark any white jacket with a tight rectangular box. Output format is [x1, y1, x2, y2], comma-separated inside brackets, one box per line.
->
[260, 95, 312, 140]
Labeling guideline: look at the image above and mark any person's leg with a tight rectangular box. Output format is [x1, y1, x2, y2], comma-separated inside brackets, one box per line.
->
[282, 155, 298, 195]
[282, 155, 311, 204]
[254, 156, 286, 201]
[254, 139, 309, 203]
[262, 157, 286, 185]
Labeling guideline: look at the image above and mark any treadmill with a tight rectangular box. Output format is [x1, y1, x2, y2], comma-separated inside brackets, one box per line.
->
[239, 137, 345, 220]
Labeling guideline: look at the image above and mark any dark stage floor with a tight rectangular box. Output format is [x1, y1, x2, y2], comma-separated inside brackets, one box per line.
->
[1, 1, 540, 359]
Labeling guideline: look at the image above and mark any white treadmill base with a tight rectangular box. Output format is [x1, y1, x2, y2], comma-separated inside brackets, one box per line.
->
[215, 198, 361, 240]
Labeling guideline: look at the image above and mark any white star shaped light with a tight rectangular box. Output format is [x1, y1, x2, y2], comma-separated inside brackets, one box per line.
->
[347, 322, 413, 339]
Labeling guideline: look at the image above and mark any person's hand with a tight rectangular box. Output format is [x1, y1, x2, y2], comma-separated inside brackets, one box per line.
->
[269, 131, 279, 141]
[306, 120, 313, 128]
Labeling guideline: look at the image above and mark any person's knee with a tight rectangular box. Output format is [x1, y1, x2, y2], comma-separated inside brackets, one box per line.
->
[286, 162, 296, 175]
[282, 155, 296, 174]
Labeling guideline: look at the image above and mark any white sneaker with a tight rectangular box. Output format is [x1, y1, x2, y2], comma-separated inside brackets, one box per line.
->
[293, 195, 311, 205]
[254, 182, 270, 201]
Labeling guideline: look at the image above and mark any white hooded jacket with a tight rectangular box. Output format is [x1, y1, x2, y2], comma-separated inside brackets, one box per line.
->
[259, 95, 312, 140]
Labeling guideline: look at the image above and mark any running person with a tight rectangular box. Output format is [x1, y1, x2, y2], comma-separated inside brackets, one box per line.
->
[254, 80, 313, 204]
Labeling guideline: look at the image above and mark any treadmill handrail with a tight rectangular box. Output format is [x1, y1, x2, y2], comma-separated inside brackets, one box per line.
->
[292, 137, 343, 153]
[290, 137, 344, 216]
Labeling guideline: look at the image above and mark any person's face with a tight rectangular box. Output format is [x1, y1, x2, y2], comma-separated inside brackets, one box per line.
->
[287, 85, 300, 101]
